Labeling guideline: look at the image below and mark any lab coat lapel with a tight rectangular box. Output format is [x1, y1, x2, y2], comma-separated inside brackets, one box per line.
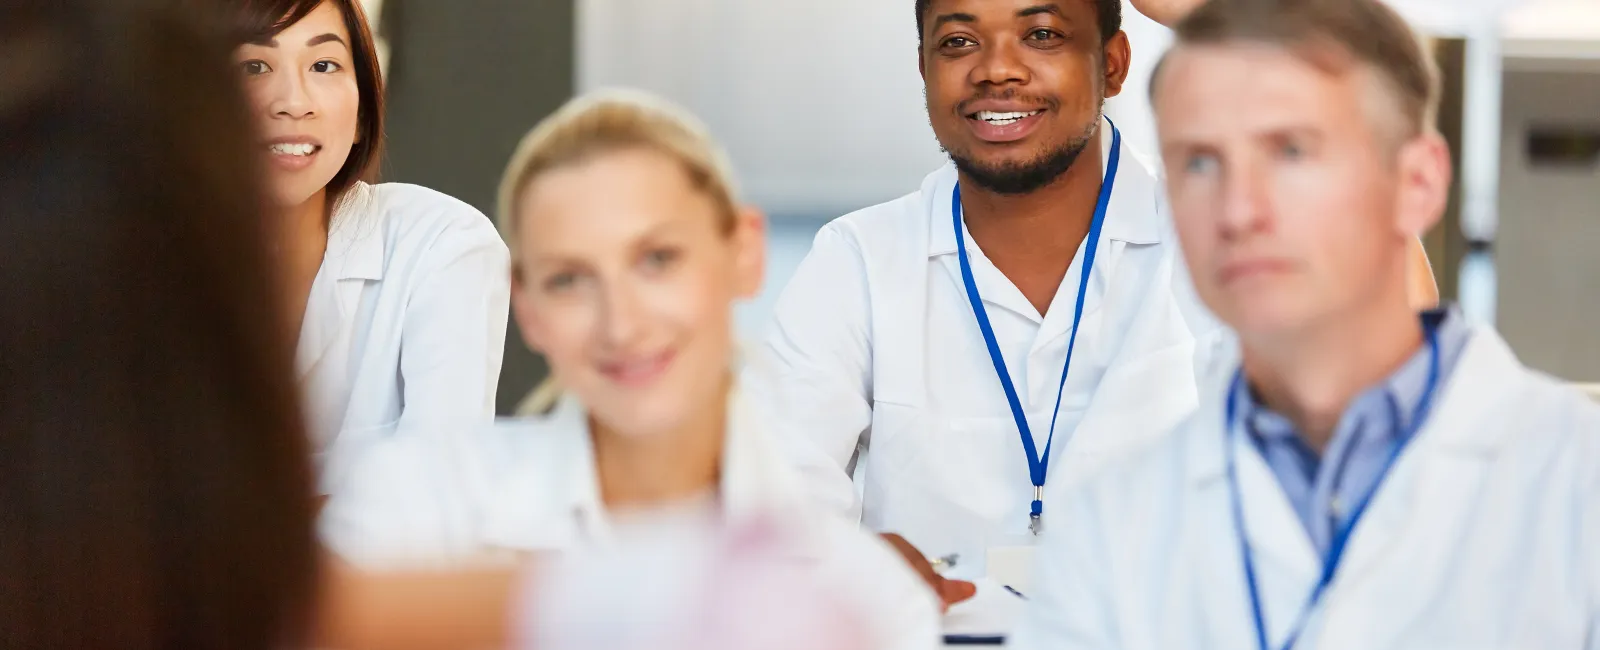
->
[296, 190, 385, 383]
[1186, 370, 1321, 646]
[1308, 328, 1520, 646]
[479, 398, 605, 552]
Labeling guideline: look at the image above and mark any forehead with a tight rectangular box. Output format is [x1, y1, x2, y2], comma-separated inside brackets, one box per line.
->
[1154, 43, 1373, 141]
[924, 0, 1092, 27]
[515, 149, 713, 254]
[277, 2, 350, 41]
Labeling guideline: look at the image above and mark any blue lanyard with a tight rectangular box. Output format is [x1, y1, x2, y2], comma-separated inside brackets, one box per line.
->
[952, 120, 1121, 535]
[1224, 324, 1442, 650]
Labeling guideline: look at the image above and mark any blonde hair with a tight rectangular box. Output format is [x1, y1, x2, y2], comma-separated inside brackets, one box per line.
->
[497, 88, 741, 256]
[498, 89, 743, 415]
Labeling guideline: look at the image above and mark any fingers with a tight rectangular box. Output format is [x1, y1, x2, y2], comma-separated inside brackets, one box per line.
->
[940, 578, 978, 608]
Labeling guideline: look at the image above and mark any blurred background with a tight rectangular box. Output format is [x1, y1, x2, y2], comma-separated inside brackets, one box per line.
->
[357, 0, 1600, 412]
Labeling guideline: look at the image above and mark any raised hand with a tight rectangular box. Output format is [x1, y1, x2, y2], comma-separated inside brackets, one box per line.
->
[1128, 0, 1205, 27]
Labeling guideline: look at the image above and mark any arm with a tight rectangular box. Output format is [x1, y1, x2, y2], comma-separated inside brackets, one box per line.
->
[1407, 236, 1441, 310]
[1127, 0, 1204, 28]
[316, 556, 519, 650]
[399, 226, 512, 424]
[746, 224, 876, 520]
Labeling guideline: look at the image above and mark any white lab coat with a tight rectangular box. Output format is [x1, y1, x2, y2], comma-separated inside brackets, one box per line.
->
[748, 118, 1226, 576]
[319, 390, 942, 650]
[300, 182, 511, 495]
[1010, 326, 1600, 650]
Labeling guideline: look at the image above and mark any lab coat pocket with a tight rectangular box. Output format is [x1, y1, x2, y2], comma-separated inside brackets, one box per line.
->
[938, 409, 1086, 528]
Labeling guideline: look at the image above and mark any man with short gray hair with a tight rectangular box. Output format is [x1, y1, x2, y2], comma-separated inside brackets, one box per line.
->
[1010, 0, 1600, 647]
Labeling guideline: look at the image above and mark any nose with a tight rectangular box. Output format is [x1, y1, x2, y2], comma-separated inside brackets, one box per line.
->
[1219, 153, 1272, 240]
[265, 69, 315, 120]
[970, 39, 1031, 88]
[598, 277, 648, 351]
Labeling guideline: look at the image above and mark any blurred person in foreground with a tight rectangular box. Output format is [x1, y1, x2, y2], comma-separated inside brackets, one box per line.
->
[0, 0, 316, 646]
[319, 90, 941, 650]
[0, 2, 884, 648]
[1010, 0, 1600, 647]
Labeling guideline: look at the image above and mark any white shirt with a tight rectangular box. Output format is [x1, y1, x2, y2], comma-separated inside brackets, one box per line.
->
[1011, 326, 1600, 650]
[300, 182, 511, 495]
[747, 118, 1226, 577]
[319, 391, 942, 650]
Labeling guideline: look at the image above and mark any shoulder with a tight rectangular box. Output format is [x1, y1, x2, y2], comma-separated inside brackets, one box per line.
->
[815, 164, 951, 258]
[319, 414, 580, 564]
[346, 182, 509, 261]
[1504, 365, 1600, 467]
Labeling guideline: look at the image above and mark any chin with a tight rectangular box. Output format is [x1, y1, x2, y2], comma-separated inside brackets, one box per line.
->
[267, 181, 324, 212]
[586, 388, 695, 440]
[1222, 294, 1322, 341]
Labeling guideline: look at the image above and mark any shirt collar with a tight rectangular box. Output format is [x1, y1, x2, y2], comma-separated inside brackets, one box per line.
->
[480, 388, 817, 552]
[323, 182, 386, 281]
[926, 116, 1165, 258]
[1229, 307, 1471, 451]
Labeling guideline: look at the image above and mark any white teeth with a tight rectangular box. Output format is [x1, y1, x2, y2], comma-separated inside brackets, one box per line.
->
[976, 110, 1043, 126]
[269, 143, 317, 156]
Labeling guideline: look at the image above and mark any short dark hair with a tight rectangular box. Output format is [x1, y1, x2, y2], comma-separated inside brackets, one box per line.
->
[1153, 0, 1439, 139]
[230, 0, 386, 206]
[0, 0, 317, 647]
[916, 0, 1123, 46]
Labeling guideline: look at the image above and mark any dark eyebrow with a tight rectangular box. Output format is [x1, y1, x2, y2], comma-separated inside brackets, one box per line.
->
[1018, 4, 1065, 19]
[931, 12, 978, 32]
[307, 33, 346, 48]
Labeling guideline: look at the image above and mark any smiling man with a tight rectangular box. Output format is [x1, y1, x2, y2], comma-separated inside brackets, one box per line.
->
[747, 0, 1226, 609]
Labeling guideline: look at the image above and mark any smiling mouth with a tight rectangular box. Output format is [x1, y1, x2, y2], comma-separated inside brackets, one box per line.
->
[268, 143, 321, 157]
[969, 109, 1045, 126]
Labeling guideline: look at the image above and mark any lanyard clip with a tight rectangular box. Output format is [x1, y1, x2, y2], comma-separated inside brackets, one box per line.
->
[1030, 486, 1045, 535]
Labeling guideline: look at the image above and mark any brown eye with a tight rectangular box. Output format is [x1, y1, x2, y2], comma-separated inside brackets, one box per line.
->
[240, 60, 270, 75]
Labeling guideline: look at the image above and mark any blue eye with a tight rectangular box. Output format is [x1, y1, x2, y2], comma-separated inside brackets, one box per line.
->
[1280, 142, 1305, 160]
[1028, 29, 1057, 41]
[641, 248, 681, 271]
[544, 271, 580, 293]
[1186, 154, 1219, 175]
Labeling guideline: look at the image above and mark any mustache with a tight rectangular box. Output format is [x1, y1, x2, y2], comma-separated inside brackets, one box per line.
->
[956, 89, 1059, 115]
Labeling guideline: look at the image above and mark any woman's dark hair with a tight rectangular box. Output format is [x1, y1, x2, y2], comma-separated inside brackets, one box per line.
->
[231, 0, 387, 206]
[0, 0, 317, 647]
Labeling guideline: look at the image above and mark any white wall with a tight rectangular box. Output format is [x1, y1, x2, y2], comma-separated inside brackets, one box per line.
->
[1494, 66, 1600, 381]
[578, 1, 1181, 339]
[576, 0, 1177, 219]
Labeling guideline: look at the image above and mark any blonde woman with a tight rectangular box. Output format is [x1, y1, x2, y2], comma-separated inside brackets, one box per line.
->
[320, 90, 940, 650]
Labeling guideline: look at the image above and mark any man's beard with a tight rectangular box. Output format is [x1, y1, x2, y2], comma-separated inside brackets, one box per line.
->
[945, 117, 1102, 196]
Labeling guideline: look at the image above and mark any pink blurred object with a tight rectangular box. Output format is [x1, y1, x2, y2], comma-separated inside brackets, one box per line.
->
[517, 516, 869, 650]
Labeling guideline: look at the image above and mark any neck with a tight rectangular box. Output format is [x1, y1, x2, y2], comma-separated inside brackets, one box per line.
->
[276, 190, 332, 340]
[1239, 289, 1423, 453]
[592, 381, 729, 510]
[957, 132, 1106, 316]
[281, 190, 330, 242]
[958, 133, 1106, 251]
